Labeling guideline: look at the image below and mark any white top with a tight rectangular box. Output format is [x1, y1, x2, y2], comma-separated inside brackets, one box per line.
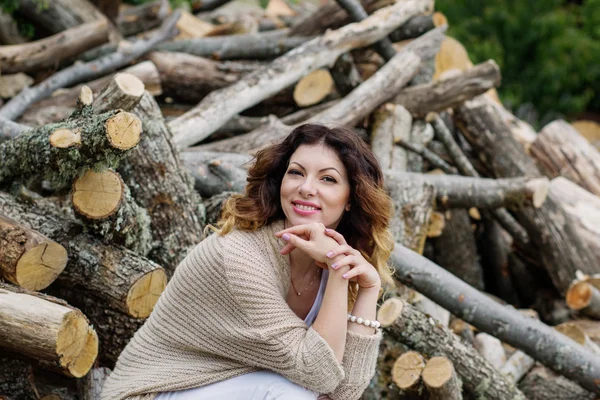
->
[155, 269, 329, 400]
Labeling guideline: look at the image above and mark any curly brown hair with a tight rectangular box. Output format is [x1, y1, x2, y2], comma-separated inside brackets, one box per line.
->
[217, 123, 395, 309]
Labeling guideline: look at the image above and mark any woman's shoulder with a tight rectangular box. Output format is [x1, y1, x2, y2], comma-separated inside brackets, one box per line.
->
[221, 219, 285, 248]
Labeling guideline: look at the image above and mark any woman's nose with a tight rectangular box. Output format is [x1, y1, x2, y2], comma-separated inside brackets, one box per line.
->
[298, 179, 317, 197]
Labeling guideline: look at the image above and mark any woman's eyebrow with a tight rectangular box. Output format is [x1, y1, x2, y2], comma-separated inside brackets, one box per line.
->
[290, 161, 341, 175]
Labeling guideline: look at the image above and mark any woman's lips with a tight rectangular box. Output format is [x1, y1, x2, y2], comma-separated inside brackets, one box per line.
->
[292, 202, 320, 216]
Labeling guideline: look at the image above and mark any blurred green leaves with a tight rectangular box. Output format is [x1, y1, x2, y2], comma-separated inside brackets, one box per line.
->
[437, 0, 600, 123]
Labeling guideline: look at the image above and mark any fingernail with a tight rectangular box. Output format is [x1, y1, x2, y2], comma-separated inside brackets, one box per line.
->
[326, 251, 333, 258]
[325, 228, 331, 232]
[342, 273, 348, 278]
[282, 233, 290, 241]
[331, 263, 337, 269]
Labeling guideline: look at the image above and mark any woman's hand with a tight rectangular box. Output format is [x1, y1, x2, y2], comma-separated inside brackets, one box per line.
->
[275, 223, 338, 264]
[324, 228, 381, 290]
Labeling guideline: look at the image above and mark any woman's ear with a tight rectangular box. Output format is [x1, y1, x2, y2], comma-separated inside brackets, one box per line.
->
[345, 203, 351, 212]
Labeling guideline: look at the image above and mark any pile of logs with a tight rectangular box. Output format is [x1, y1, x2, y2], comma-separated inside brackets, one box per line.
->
[1, 0, 600, 399]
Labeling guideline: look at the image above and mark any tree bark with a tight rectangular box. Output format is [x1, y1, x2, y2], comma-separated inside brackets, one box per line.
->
[180, 151, 250, 198]
[18, 0, 108, 34]
[433, 209, 484, 290]
[379, 298, 526, 400]
[0, 11, 180, 121]
[389, 243, 600, 394]
[518, 364, 596, 400]
[0, 110, 141, 187]
[168, 0, 434, 150]
[370, 103, 412, 170]
[389, 14, 435, 43]
[0, 192, 167, 319]
[0, 20, 109, 74]
[330, 52, 363, 96]
[71, 169, 152, 255]
[0, 10, 27, 45]
[530, 119, 600, 196]
[0, 282, 98, 378]
[77, 367, 111, 400]
[117, 0, 171, 36]
[203, 191, 239, 227]
[156, 29, 310, 60]
[0, 214, 67, 291]
[422, 356, 463, 400]
[499, 350, 535, 384]
[119, 92, 206, 275]
[473, 333, 506, 370]
[385, 171, 548, 210]
[91, 72, 145, 114]
[394, 60, 501, 117]
[455, 95, 600, 294]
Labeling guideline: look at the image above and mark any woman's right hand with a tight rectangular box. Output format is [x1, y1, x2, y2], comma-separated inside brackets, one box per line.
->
[275, 223, 338, 264]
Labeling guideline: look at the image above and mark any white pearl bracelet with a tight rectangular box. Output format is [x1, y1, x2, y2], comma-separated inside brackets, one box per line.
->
[347, 313, 381, 330]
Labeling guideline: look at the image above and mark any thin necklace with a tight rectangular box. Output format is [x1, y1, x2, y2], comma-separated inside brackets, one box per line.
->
[291, 267, 321, 296]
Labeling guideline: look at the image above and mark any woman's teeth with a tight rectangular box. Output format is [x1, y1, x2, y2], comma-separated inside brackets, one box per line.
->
[295, 203, 319, 211]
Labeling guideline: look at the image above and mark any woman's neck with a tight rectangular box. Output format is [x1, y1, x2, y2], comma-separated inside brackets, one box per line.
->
[289, 248, 318, 277]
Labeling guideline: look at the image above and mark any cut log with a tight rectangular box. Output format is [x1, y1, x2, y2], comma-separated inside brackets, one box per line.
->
[389, 243, 600, 394]
[119, 92, 205, 274]
[330, 52, 363, 97]
[0, 192, 167, 319]
[190, 26, 443, 155]
[555, 322, 600, 355]
[394, 60, 501, 117]
[384, 175, 434, 254]
[156, 29, 309, 60]
[411, 291, 450, 327]
[371, 103, 412, 170]
[566, 280, 600, 320]
[18, 0, 108, 33]
[573, 120, 600, 151]
[433, 36, 472, 80]
[91, 73, 145, 114]
[378, 298, 526, 399]
[0, 20, 109, 74]
[426, 211, 445, 238]
[0, 214, 67, 291]
[449, 318, 475, 346]
[499, 350, 535, 384]
[396, 138, 458, 174]
[168, 0, 435, 149]
[71, 169, 152, 255]
[530, 120, 600, 196]
[455, 94, 600, 294]
[432, 209, 484, 290]
[568, 319, 600, 346]
[405, 120, 434, 172]
[0, 10, 27, 45]
[0, 282, 98, 378]
[203, 191, 239, 227]
[473, 333, 506, 370]
[0, 110, 141, 187]
[173, 10, 214, 40]
[147, 51, 259, 103]
[293, 69, 335, 107]
[0, 11, 181, 122]
[422, 356, 463, 400]
[385, 171, 548, 210]
[117, 0, 171, 36]
[389, 14, 435, 43]
[391, 351, 425, 394]
[180, 152, 250, 198]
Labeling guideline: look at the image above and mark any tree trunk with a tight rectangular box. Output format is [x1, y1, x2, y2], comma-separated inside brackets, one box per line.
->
[455, 95, 600, 294]
[180, 152, 251, 198]
[0, 214, 67, 291]
[530, 120, 600, 196]
[370, 103, 412, 170]
[0, 110, 141, 187]
[379, 298, 526, 400]
[0, 20, 109, 74]
[90, 72, 145, 114]
[18, 0, 108, 34]
[119, 92, 206, 275]
[0, 282, 98, 378]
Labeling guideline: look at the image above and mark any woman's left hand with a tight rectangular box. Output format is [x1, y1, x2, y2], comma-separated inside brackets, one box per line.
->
[323, 228, 381, 290]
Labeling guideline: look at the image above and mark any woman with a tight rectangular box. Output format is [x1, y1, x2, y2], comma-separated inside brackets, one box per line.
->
[100, 124, 395, 400]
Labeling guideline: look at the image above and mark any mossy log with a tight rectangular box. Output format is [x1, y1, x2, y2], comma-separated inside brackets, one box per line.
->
[71, 169, 152, 255]
[119, 92, 205, 274]
[0, 110, 141, 187]
[0, 282, 98, 378]
[0, 214, 67, 291]
[0, 191, 166, 319]
[518, 364, 597, 400]
[91, 72, 145, 114]
[378, 298, 526, 400]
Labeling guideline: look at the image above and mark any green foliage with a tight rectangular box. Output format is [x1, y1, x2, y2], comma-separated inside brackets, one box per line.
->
[437, 0, 600, 124]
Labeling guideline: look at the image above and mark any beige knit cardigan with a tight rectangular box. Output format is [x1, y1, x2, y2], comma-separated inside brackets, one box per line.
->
[100, 220, 382, 400]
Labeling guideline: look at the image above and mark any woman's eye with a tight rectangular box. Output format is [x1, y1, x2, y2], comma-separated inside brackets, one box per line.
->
[322, 176, 337, 183]
[288, 169, 303, 176]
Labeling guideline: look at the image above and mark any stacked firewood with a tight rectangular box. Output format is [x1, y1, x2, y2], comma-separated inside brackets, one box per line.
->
[1, 0, 600, 399]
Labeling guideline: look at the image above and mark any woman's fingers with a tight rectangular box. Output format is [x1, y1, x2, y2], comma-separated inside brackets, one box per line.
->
[329, 254, 356, 270]
[324, 228, 347, 245]
[280, 233, 311, 253]
[275, 223, 324, 238]
[326, 244, 356, 260]
[341, 265, 363, 280]
[280, 242, 296, 255]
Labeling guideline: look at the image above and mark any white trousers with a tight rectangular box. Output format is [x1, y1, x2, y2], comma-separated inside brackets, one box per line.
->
[154, 370, 319, 400]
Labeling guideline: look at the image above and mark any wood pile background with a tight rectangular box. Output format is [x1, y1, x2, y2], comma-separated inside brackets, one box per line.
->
[1, 0, 600, 399]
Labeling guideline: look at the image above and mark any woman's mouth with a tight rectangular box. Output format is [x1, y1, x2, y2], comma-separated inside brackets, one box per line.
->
[292, 202, 320, 215]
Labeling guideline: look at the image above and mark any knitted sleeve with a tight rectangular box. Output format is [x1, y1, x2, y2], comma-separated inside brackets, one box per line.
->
[327, 329, 382, 400]
[221, 230, 346, 394]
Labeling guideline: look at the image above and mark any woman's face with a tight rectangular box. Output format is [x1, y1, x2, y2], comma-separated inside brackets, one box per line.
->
[280, 143, 351, 229]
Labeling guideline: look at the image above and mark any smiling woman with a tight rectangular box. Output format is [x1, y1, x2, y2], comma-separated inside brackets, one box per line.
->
[100, 123, 395, 400]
